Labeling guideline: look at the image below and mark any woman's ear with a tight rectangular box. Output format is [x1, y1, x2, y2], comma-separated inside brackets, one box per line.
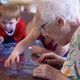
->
[56, 16, 65, 29]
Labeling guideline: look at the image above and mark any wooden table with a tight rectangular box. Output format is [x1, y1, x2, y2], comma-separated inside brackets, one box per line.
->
[0, 67, 46, 80]
[0, 68, 34, 80]
[0, 42, 46, 80]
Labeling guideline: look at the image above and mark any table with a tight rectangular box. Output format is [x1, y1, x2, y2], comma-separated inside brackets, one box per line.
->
[0, 67, 35, 80]
[0, 42, 45, 80]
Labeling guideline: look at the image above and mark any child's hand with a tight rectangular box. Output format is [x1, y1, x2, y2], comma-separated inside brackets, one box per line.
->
[5, 53, 20, 67]
[0, 36, 4, 44]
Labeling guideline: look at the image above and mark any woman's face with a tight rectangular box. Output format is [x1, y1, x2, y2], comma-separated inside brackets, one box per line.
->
[41, 23, 69, 45]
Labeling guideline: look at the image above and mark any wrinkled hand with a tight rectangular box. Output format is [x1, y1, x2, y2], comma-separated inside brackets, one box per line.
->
[38, 52, 65, 66]
[5, 53, 20, 67]
[0, 36, 4, 44]
[33, 64, 60, 80]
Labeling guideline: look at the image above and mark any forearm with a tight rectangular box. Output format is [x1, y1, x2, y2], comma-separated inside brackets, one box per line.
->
[12, 38, 34, 55]
[13, 27, 40, 55]
[11, 40, 26, 55]
[37, 47, 52, 54]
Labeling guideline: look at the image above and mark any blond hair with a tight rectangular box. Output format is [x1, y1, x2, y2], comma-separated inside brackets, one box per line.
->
[0, 4, 20, 20]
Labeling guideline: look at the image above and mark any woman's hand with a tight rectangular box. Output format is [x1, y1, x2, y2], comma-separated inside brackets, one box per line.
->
[33, 64, 70, 80]
[38, 52, 66, 66]
[33, 64, 63, 80]
[33, 64, 56, 80]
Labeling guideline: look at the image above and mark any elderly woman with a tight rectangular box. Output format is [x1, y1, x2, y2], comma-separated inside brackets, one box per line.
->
[33, 26, 80, 80]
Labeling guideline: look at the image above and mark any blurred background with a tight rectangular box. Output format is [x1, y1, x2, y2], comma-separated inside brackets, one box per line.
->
[0, 0, 41, 34]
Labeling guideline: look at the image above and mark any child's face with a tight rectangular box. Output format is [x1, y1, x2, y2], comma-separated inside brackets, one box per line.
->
[0, 18, 18, 32]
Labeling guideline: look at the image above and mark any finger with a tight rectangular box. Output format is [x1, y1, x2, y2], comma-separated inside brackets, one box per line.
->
[4, 60, 8, 67]
[38, 54, 53, 63]
[33, 68, 49, 80]
[33, 68, 45, 78]
[16, 55, 20, 63]
[5, 59, 10, 67]
[38, 56, 46, 63]
[45, 59, 58, 66]
[12, 57, 16, 65]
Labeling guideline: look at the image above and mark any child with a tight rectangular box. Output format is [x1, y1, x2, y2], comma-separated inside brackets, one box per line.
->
[0, 4, 26, 43]
[0, 4, 27, 63]
[5, 0, 80, 68]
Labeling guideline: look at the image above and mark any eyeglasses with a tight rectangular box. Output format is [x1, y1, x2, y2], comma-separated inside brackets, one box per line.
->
[40, 22, 48, 33]
[40, 22, 54, 39]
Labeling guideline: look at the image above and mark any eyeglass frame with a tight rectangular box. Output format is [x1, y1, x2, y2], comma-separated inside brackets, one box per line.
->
[40, 22, 54, 39]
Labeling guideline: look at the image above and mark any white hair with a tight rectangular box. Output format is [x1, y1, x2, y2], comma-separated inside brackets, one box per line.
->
[35, 0, 80, 24]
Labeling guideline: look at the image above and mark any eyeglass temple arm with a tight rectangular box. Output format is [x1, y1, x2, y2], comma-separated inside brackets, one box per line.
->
[41, 22, 48, 29]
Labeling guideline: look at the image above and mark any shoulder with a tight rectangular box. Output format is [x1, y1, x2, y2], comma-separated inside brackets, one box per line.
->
[70, 26, 80, 45]
[16, 18, 26, 29]
[17, 18, 26, 26]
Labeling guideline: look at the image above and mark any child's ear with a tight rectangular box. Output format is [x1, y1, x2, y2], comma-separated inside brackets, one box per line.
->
[56, 16, 65, 29]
